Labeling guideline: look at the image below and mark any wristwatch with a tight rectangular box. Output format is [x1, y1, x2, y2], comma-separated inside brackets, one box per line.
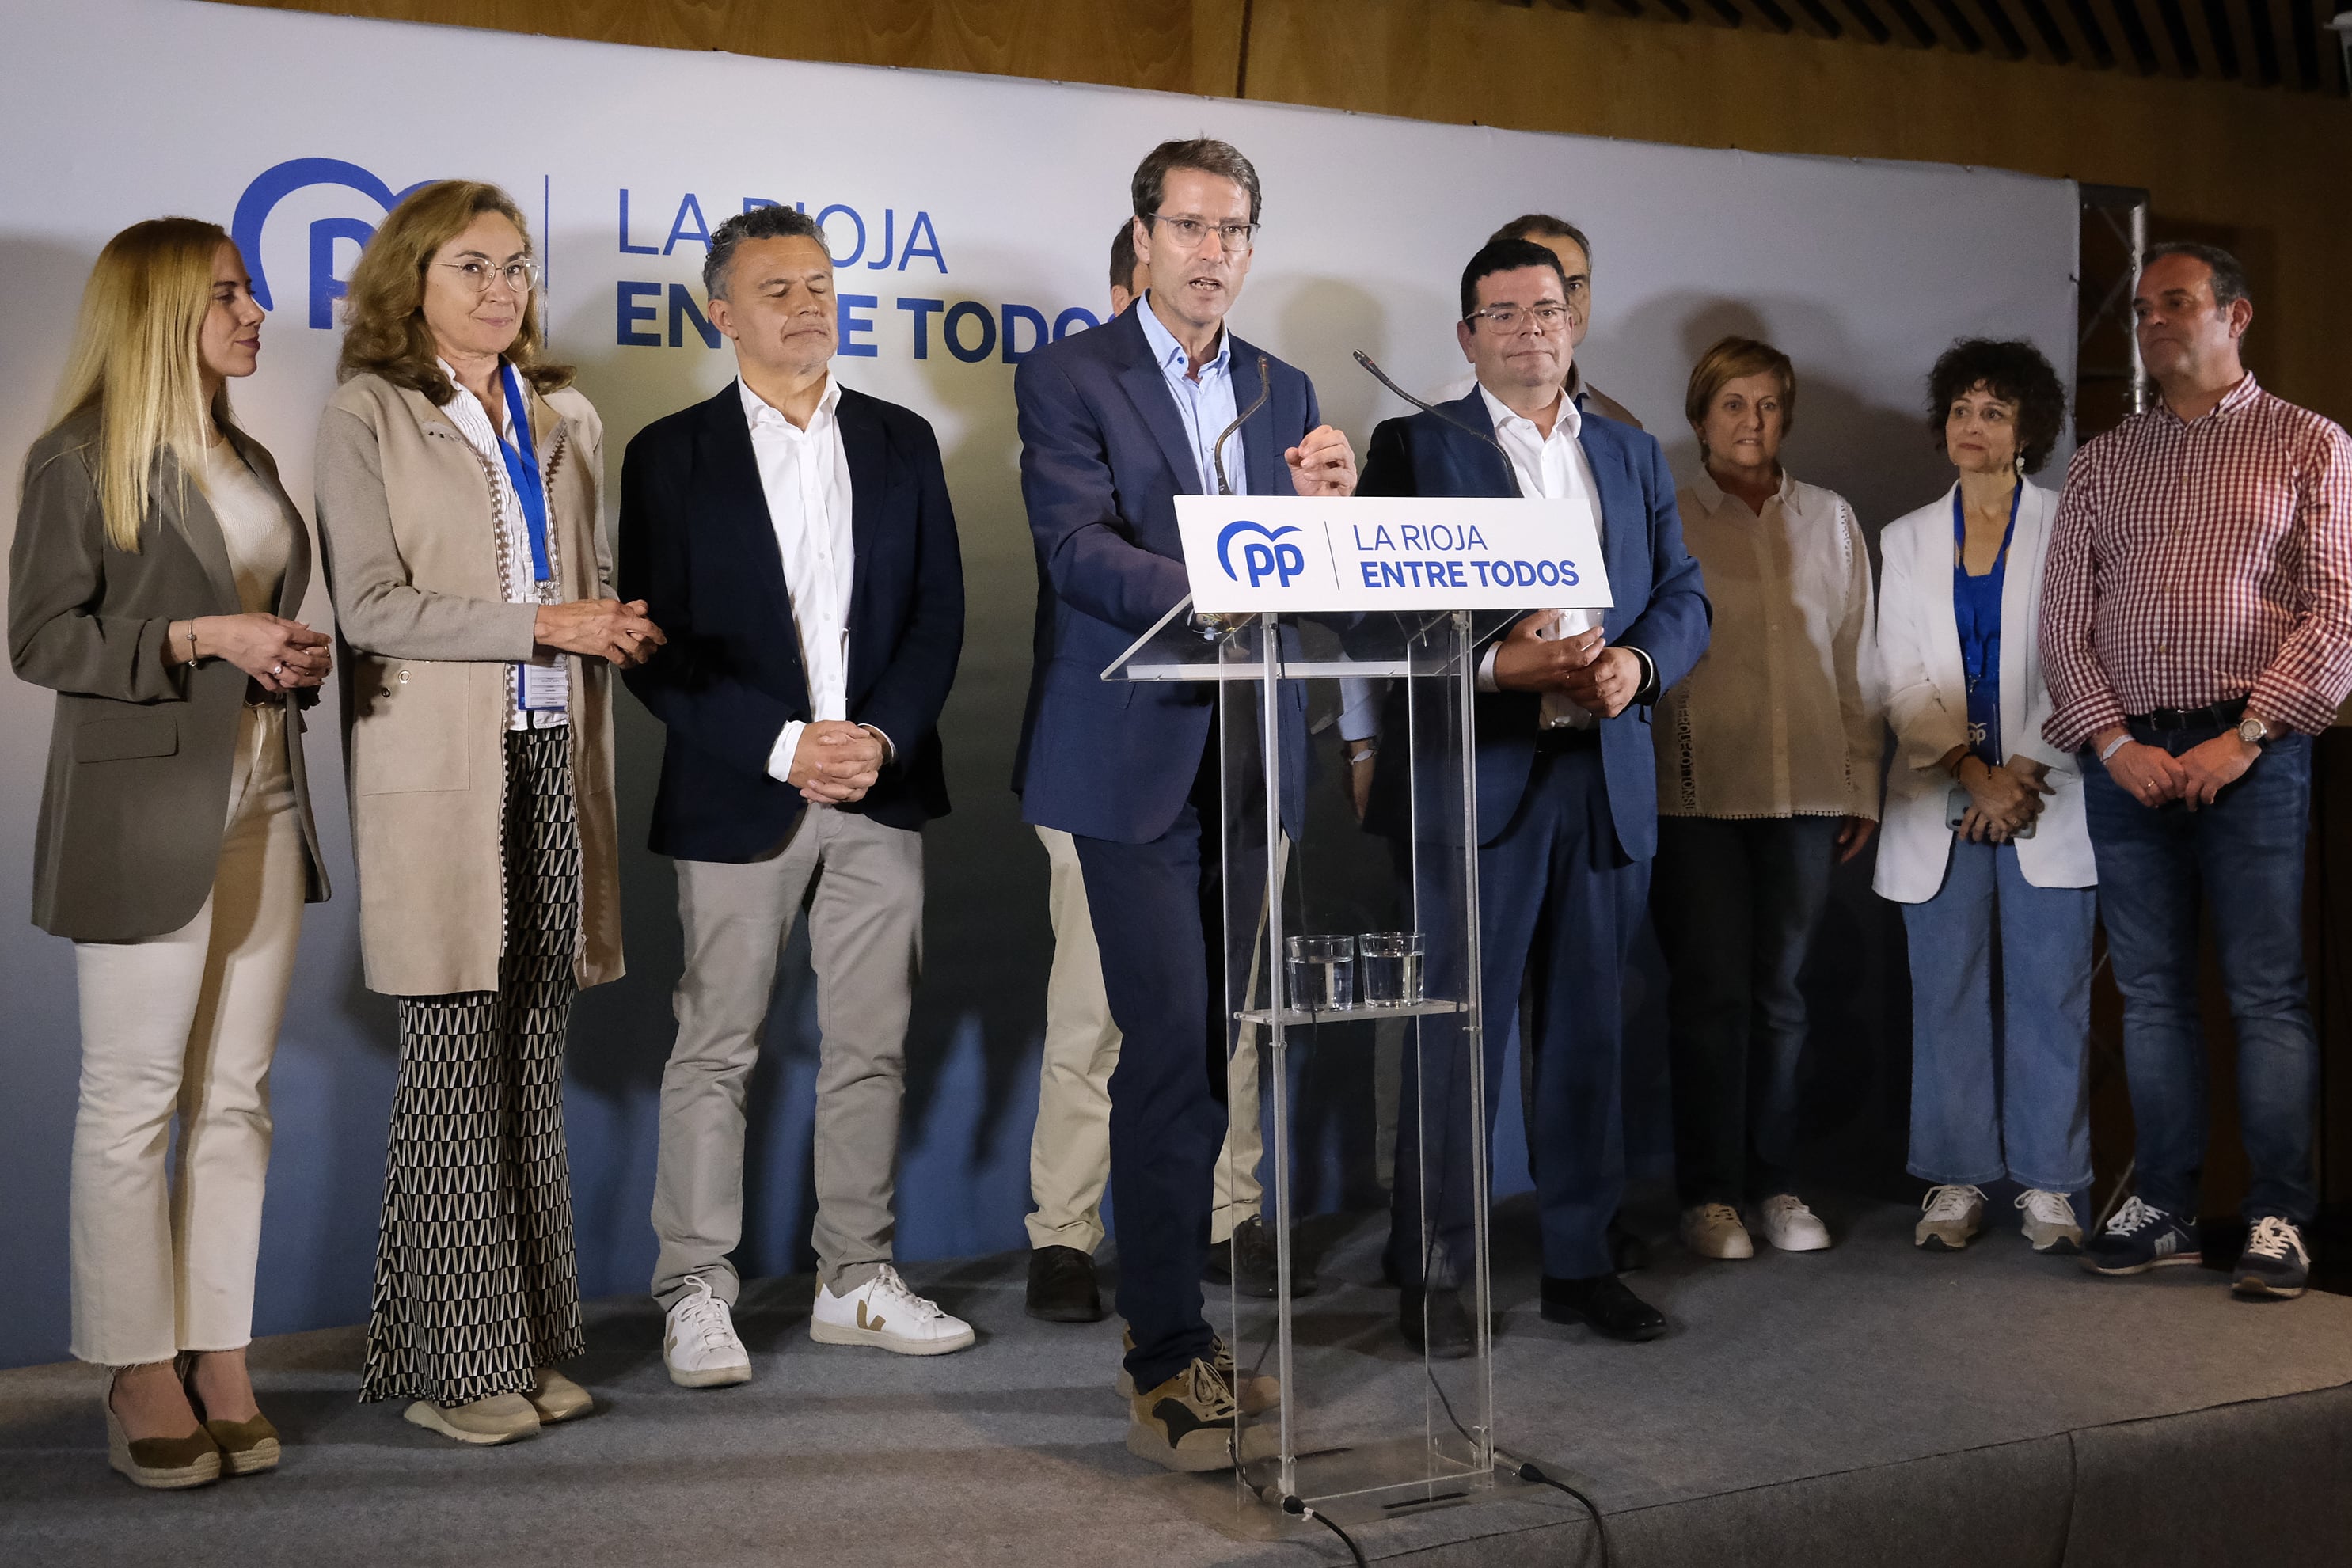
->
[2236, 715, 2270, 747]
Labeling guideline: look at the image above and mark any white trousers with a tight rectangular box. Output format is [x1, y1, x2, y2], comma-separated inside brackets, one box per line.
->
[70, 704, 305, 1366]
[1025, 826, 1262, 1254]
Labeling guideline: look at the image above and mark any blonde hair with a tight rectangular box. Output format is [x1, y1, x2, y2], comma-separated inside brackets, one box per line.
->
[46, 218, 234, 553]
[337, 180, 572, 404]
[1685, 335, 1799, 437]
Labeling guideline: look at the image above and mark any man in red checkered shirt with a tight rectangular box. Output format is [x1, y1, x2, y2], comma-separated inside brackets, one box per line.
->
[2039, 241, 2352, 1301]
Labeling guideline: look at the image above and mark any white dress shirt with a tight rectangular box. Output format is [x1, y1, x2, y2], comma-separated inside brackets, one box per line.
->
[1470, 384, 1616, 731]
[440, 359, 566, 731]
[1135, 293, 1248, 495]
[742, 375, 861, 783]
[1656, 469, 1883, 819]
[1436, 363, 1642, 431]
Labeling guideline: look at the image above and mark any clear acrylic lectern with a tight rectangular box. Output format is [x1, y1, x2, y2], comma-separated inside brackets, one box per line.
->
[1104, 602, 1514, 1524]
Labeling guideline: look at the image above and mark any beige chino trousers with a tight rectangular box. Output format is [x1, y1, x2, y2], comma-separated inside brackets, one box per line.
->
[1026, 826, 1263, 1255]
[70, 704, 305, 1366]
[651, 806, 923, 1306]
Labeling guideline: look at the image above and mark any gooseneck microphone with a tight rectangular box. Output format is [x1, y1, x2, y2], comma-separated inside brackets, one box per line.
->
[1351, 350, 1523, 498]
[1213, 353, 1272, 497]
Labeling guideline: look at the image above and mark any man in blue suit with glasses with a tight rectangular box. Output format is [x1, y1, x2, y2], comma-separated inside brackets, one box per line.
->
[1353, 237, 1711, 1353]
[1012, 137, 1357, 1471]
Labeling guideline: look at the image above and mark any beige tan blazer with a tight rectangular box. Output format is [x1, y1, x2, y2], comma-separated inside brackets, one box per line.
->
[314, 372, 621, 997]
[9, 409, 329, 941]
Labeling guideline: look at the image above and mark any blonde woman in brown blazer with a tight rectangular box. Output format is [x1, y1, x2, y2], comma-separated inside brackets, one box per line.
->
[313, 180, 659, 1447]
[9, 218, 331, 1490]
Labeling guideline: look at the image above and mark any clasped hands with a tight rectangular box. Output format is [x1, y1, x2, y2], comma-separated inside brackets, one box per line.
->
[176, 613, 332, 693]
[1490, 614, 1641, 719]
[533, 598, 666, 667]
[788, 719, 887, 806]
[1952, 754, 2053, 844]
[2096, 723, 2260, 812]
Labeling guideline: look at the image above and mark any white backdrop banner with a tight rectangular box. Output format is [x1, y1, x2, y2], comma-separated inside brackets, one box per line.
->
[0, 0, 2077, 1367]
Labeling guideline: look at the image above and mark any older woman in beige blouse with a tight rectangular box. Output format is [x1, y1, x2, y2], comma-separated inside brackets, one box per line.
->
[1651, 335, 1882, 1263]
[315, 180, 659, 1447]
[10, 219, 329, 1489]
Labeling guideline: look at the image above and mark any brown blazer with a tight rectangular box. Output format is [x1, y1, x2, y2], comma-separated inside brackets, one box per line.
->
[313, 372, 621, 998]
[9, 410, 329, 941]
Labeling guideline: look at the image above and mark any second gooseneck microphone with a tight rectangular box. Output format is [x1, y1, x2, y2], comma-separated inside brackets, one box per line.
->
[1351, 350, 1523, 499]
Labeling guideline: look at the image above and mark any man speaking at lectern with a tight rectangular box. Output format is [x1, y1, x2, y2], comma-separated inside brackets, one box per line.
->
[1355, 238, 1710, 1351]
[1012, 137, 1356, 1471]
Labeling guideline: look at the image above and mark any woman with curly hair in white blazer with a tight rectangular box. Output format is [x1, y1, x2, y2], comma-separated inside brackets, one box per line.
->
[1875, 338, 2096, 1256]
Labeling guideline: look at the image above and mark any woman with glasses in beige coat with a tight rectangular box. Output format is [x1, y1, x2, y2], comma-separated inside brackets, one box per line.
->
[9, 218, 331, 1489]
[315, 180, 660, 1447]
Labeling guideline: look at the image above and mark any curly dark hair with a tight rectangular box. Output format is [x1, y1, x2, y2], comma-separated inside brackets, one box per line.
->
[1926, 338, 2067, 475]
[336, 180, 572, 404]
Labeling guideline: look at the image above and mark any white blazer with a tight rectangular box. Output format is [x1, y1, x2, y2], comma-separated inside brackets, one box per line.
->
[1872, 480, 2096, 903]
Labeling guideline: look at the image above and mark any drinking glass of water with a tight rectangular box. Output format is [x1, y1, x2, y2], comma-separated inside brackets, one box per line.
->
[1357, 931, 1425, 1007]
[1286, 934, 1356, 1013]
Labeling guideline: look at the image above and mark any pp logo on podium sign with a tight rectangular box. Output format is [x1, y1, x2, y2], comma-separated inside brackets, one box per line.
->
[1177, 496, 1612, 613]
[1218, 519, 1308, 590]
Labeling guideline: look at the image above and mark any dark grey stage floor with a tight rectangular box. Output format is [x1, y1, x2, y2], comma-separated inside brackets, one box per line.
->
[6, 1190, 2352, 1568]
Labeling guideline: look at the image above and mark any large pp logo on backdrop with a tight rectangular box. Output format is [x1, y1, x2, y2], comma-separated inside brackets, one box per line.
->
[230, 158, 435, 328]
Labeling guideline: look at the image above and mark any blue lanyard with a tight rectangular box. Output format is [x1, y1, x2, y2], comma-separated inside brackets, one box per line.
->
[1951, 482, 2020, 691]
[498, 363, 552, 583]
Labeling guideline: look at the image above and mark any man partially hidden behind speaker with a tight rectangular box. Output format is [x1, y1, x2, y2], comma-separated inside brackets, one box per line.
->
[1350, 237, 1712, 1353]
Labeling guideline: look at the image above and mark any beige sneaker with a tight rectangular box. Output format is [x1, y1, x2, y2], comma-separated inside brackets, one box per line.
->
[403, 1391, 540, 1445]
[526, 1368, 594, 1423]
[1915, 1184, 1987, 1251]
[1757, 1194, 1833, 1251]
[1126, 1357, 1279, 1473]
[1680, 1202, 1754, 1259]
[2016, 1190, 2084, 1254]
[1113, 1331, 1279, 1414]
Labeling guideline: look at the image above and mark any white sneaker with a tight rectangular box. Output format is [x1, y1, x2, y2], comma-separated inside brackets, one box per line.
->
[1757, 1194, 1832, 1251]
[2016, 1190, 2084, 1254]
[809, 1265, 975, 1356]
[664, 1275, 752, 1388]
[1680, 1202, 1754, 1259]
[1915, 1184, 1986, 1251]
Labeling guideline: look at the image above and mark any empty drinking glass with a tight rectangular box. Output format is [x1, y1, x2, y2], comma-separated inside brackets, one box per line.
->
[1286, 934, 1356, 1012]
[1358, 931, 1425, 1006]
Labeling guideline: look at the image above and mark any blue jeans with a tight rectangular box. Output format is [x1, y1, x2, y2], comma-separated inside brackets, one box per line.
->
[1902, 841, 2096, 1194]
[2081, 724, 2316, 1224]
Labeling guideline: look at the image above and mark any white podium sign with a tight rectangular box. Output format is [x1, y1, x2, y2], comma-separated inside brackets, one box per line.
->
[1176, 495, 1613, 614]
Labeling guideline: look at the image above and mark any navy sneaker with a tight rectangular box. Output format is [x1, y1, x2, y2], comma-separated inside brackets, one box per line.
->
[2232, 1217, 2310, 1300]
[2082, 1196, 2199, 1275]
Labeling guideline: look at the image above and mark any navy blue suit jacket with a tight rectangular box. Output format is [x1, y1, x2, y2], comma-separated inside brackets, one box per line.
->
[1013, 305, 1314, 844]
[618, 382, 965, 861]
[1358, 391, 1710, 861]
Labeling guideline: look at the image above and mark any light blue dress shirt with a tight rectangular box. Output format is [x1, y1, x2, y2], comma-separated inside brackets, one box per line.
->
[1134, 293, 1249, 496]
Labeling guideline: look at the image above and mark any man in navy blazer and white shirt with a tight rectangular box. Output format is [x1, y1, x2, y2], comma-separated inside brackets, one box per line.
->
[618, 206, 970, 1388]
[1351, 237, 1711, 1352]
[1013, 138, 1358, 1471]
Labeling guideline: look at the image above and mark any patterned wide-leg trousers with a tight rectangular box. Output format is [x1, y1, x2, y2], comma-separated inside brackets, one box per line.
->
[361, 725, 587, 1407]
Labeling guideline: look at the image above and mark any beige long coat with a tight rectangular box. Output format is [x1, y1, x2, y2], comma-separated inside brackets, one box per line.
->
[313, 372, 621, 997]
[9, 411, 329, 941]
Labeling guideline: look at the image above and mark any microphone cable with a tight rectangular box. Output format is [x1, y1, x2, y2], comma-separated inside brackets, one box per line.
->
[1281, 1494, 1369, 1566]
